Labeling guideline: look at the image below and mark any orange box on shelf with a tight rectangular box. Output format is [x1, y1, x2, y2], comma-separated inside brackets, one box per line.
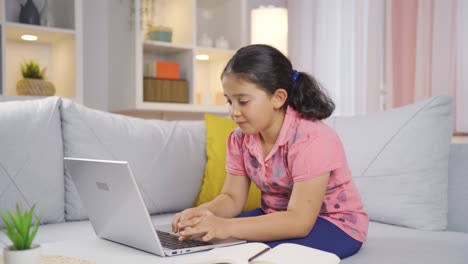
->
[155, 61, 180, 80]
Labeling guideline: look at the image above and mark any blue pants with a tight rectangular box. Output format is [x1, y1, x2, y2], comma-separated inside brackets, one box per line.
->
[237, 208, 363, 259]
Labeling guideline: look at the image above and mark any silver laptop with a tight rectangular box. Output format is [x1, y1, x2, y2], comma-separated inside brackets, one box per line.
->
[64, 157, 245, 257]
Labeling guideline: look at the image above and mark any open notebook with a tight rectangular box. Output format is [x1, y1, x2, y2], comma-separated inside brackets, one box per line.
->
[185, 242, 341, 264]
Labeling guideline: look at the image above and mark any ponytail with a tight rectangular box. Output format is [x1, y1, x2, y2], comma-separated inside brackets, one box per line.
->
[287, 72, 335, 120]
[222, 44, 335, 120]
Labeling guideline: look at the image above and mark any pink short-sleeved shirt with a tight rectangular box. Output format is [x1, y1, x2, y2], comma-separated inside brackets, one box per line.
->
[226, 106, 369, 242]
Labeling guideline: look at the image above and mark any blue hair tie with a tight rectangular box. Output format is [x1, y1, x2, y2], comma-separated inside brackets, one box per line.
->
[292, 70, 299, 85]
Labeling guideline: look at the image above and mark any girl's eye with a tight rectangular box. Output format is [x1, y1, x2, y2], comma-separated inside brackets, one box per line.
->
[239, 100, 248, 106]
[225, 99, 232, 105]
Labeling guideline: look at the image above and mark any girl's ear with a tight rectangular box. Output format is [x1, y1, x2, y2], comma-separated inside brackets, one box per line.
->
[272, 88, 288, 109]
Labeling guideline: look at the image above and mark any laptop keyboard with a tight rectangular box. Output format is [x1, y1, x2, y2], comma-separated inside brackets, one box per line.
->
[156, 230, 213, 250]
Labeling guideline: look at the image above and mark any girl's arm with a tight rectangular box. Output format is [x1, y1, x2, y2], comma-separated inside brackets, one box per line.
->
[227, 173, 330, 241]
[199, 172, 251, 218]
[180, 172, 329, 241]
[172, 172, 250, 233]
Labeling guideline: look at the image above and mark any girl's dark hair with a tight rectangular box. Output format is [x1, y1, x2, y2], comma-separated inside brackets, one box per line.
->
[221, 44, 335, 120]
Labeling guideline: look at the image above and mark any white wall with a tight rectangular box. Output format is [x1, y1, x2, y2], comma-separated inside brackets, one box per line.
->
[82, 0, 136, 112]
[82, 0, 109, 111]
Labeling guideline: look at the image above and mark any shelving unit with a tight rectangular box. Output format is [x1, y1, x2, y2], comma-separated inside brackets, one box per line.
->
[0, 0, 82, 102]
[108, 0, 248, 117]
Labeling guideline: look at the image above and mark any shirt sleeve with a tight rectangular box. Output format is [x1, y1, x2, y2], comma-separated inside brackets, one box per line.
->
[288, 133, 343, 182]
[225, 128, 247, 176]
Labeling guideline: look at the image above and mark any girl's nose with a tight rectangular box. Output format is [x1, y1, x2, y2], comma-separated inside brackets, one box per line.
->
[229, 104, 241, 118]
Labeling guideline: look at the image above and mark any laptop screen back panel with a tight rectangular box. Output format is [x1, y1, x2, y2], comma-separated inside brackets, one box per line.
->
[65, 158, 166, 256]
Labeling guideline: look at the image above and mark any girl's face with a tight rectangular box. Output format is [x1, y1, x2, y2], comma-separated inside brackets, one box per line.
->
[222, 75, 281, 135]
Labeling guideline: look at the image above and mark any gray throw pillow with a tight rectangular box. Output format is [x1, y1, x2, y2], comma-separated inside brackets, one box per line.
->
[324, 96, 452, 230]
[0, 97, 65, 225]
[60, 99, 206, 221]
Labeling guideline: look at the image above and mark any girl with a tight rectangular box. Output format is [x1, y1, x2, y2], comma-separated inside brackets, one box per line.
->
[172, 44, 368, 259]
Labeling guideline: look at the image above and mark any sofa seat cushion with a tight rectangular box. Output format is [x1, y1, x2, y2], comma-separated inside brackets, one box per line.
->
[342, 221, 468, 264]
[30, 213, 176, 245]
[0, 97, 65, 225]
[33, 221, 96, 244]
[9, 216, 467, 264]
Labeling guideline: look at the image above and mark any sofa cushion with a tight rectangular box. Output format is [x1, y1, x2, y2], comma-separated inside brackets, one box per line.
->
[194, 114, 261, 211]
[0, 97, 65, 225]
[60, 99, 206, 221]
[33, 220, 96, 244]
[342, 222, 468, 264]
[324, 96, 452, 230]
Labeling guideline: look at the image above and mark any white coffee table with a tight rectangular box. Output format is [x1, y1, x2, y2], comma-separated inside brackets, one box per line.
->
[40, 238, 205, 264]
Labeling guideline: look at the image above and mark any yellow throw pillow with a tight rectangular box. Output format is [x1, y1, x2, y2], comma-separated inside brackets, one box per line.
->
[194, 114, 261, 211]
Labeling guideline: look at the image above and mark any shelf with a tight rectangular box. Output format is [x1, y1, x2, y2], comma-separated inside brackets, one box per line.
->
[137, 101, 228, 114]
[195, 46, 236, 60]
[107, 0, 246, 119]
[1, 1, 82, 102]
[143, 40, 192, 54]
[5, 22, 75, 44]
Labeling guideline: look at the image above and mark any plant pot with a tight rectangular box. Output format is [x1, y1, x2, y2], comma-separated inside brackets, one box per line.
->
[16, 78, 56, 96]
[3, 244, 41, 264]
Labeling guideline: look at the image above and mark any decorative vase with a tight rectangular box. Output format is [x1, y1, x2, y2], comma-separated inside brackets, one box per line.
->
[215, 36, 229, 49]
[16, 78, 56, 96]
[3, 244, 41, 264]
[19, 0, 40, 25]
[39, 0, 54, 27]
[199, 33, 213, 47]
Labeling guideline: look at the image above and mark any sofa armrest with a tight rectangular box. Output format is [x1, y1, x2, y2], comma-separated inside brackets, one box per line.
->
[447, 143, 468, 233]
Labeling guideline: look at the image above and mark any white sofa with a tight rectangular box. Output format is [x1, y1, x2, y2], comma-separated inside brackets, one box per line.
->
[0, 96, 467, 263]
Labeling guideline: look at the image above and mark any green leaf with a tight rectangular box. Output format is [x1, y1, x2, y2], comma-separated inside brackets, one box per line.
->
[7, 211, 24, 246]
[15, 204, 28, 242]
[24, 204, 36, 248]
[29, 204, 37, 218]
[15, 202, 22, 217]
[7, 211, 22, 237]
[0, 211, 15, 232]
[7, 229, 24, 250]
[22, 213, 32, 246]
[26, 220, 40, 249]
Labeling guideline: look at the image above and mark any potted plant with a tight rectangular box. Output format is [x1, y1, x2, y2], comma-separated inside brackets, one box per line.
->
[0, 203, 41, 264]
[16, 60, 56, 96]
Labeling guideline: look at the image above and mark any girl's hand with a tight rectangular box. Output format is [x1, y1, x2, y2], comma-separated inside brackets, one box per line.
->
[171, 207, 213, 233]
[178, 214, 232, 242]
